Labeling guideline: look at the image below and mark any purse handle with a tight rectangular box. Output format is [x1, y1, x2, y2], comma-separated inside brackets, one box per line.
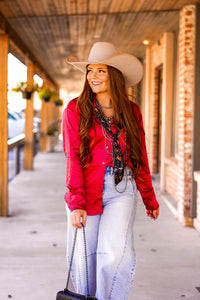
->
[65, 224, 90, 297]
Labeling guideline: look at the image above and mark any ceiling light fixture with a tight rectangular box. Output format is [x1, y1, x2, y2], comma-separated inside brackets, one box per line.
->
[143, 40, 150, 46]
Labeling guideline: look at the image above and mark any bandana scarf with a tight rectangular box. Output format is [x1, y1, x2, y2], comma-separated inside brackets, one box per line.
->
[94, 105, 124, 185]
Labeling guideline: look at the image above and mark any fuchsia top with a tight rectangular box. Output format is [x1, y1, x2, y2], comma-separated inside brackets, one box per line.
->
[62, 98, 159, 215]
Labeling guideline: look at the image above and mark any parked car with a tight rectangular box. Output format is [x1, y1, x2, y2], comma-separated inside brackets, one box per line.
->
[8, 110, 25, 139]
[33, 116, 41, 132]
[8, 109, 41, 139]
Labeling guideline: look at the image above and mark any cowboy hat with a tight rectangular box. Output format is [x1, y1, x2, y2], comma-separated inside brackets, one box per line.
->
[67, 42, 143, 87]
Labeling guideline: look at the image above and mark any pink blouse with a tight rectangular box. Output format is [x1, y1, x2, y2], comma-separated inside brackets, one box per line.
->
[62, 98, 159, 215]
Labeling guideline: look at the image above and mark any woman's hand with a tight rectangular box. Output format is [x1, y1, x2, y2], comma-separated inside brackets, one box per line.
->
[146, 207, 159, 220]
[70, 209, 87, 228]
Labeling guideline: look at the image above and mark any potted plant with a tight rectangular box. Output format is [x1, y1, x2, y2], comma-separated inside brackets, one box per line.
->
[47, 127, 59, 152]
[38, 86, 54, 102]
[12, 81, 39, 99]
[54, 98, 64, 106]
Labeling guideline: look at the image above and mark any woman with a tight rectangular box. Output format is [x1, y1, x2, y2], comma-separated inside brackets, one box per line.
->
[63, 42, 159, 300]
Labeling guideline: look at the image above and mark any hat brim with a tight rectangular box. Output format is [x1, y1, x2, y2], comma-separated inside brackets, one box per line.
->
[67, 53, 143, 87]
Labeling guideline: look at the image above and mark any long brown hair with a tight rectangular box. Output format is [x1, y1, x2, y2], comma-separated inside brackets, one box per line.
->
[77, 65, 142, 177]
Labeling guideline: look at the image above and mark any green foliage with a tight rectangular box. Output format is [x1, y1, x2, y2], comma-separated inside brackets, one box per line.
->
[38, 86, 54, 99]
[12, 81, 39, 93]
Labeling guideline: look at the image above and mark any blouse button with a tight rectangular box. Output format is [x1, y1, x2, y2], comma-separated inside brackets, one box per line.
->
[102, 162, 105, 165]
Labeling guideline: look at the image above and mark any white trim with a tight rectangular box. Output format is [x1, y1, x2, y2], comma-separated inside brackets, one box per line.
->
[161, 194, 178, 218]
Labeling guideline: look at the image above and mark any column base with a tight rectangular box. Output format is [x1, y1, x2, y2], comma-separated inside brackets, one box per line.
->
[177, 215, 194, 227]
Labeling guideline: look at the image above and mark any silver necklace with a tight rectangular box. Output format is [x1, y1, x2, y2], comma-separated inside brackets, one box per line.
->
[101, 105, 113, 109]
[96, 99, 113, 109]
[96, 99, 114, 125]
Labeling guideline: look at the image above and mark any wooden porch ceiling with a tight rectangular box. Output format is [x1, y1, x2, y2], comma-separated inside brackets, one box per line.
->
[0, 0, 199, 89]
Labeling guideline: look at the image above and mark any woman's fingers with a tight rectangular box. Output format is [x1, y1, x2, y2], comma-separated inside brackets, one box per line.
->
[153, 207, 159, 219]
[70, 211, 82, 228]
[146, 207, 159, 220]
[70, 209, 87, 228]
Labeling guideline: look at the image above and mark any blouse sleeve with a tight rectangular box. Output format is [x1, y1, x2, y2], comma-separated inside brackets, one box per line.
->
[62, 99, 86, 211]
[132, 103, 159, 211]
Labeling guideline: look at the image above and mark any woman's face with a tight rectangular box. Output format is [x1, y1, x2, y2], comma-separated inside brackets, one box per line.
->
[87, 64, 109, 96]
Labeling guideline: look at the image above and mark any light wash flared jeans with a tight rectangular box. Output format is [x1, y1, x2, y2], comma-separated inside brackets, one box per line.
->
[66, 166, 137, 300]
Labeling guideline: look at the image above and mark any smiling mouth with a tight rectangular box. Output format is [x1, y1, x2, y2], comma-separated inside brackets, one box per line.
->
[92, 81, 102, 85]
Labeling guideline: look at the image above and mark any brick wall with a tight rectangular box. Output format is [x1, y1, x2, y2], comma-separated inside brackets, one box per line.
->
[177, 5, 196, 225]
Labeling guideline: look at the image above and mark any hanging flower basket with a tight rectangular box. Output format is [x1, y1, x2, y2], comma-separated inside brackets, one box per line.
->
[12, 81, 39, 100]
[38, 86, 54, 102]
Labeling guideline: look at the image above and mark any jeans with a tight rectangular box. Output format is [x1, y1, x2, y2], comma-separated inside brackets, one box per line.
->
[66, 166, 137, 300]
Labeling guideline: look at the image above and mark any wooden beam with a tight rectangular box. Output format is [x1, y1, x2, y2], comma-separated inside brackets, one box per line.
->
[40, 101, 49, 152]
[23, 62, 35, 170]
[0, 34, 8, 216]
[0, 12, 58, 89]
[1, 9, 180, 19]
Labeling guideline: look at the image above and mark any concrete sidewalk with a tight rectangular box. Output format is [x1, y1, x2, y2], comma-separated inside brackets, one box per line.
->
[0, 149, 200, 300]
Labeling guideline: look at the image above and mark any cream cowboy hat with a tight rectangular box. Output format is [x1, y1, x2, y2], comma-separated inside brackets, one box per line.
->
[67, 42, 143, 87]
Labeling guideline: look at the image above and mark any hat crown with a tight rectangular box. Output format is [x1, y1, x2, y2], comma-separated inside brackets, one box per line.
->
[88, 42, 118, 63]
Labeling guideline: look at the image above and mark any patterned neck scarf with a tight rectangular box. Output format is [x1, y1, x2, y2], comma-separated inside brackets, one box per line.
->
[94, 103, 124, 185]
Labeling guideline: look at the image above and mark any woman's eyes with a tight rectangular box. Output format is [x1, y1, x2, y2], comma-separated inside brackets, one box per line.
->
[87, 69, 106, 73]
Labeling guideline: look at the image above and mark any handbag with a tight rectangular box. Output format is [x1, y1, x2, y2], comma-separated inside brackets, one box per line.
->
[56, 225, 97, 300]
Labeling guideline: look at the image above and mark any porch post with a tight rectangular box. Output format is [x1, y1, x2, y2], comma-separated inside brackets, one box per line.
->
[192, 4, 200, 229]
[160, 32, 174, 190]
[0, 34, 9, 216]
[24, 61, 35, 170]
